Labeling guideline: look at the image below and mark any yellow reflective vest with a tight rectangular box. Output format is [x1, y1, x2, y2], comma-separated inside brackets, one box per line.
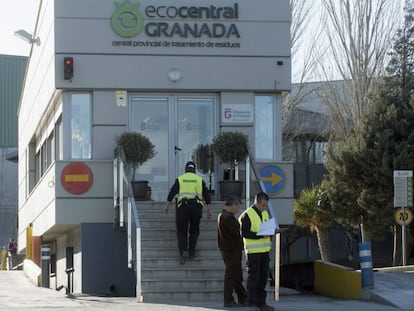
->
[239, 207, 271, 254]
[177, 173, 204, 206]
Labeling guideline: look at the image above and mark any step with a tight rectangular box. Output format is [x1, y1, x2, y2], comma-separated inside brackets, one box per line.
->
[142, 257, 224, 268]
[141, 289, 223, 302]
[141, 237, 218, 248]
[142, 278, 223, 291]
[141, 267, 224, 279]
[132, 201, 246, 302]
[140, 219, 218, 230]
[142, 247, 221, 258]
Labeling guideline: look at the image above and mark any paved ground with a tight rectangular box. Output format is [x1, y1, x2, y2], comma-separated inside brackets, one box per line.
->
[0, 270, 412, 310]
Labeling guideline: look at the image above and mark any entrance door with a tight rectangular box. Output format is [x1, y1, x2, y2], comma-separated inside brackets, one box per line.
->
[130, 95, 215, 201]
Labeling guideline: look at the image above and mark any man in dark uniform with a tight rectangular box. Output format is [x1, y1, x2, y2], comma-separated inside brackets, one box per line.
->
[217, 196, 248, 308]
[164, 161, 212, 264]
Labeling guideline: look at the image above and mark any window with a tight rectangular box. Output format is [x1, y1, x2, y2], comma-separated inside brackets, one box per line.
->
[27, 103, 63, 194]
[283, 139, 327, 164]
[70, 94, 91, 159]
[55, 117, 63, 160]
[255, 96, 275, 160]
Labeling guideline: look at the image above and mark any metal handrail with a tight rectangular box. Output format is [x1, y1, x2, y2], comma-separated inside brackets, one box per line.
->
[113, 148, 142, 302]
[246, 148, 279, 227]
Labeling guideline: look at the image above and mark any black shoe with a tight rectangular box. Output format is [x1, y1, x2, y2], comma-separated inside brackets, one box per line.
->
[180, 251, 187, 265]
[224, 301, 242, 308]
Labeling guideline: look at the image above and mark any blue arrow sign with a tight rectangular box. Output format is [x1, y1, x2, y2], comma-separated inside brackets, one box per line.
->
[259, 165, 286, 194]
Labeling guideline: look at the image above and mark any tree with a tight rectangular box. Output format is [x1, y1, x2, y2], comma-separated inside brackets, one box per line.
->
[385, 0, 414, 106]
[294, 183, 333, 261]
[325, 1, 414, 254]
[317, 0, 401, 136]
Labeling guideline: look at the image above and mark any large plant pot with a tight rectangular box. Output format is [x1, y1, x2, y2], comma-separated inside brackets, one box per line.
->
[131, 180, 149, 200]
[219, 180, 243, 201]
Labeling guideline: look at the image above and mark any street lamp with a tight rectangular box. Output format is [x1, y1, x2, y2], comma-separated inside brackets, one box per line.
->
[14, 29, 41, 46]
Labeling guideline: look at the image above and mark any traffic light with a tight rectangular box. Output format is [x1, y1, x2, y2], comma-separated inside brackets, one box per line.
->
[64, 57, 74, 80]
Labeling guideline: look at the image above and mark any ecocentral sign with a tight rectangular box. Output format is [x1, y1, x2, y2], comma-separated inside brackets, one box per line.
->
[111, 0, 241, 49]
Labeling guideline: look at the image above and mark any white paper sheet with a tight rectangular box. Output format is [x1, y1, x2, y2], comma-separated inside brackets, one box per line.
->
[257, 218, 277, 236]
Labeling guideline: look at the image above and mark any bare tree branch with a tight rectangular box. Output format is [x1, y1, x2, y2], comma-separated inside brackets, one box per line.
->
[318, 0, 401, 136]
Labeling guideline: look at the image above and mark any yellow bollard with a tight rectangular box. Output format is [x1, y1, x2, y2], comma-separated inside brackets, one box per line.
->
[1, 248, 7, 270]
[26, 225, 33, 260]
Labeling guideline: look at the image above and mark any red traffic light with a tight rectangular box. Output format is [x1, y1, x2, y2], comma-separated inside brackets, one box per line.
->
[64, 57, 74, 80]
[65, 58, 73, 66]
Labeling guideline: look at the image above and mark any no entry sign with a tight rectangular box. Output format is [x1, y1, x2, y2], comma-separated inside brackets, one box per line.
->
[61, 162, 93, 195]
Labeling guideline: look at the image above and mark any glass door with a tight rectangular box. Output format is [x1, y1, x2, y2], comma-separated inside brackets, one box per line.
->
[176, 97, 215, 191]
[130, 97, 169, 201]
[130, 95, 215, 201]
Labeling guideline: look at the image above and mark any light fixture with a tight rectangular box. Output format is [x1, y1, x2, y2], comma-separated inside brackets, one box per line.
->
[14, 29, 41, 46]
[167, 68, 182, 82]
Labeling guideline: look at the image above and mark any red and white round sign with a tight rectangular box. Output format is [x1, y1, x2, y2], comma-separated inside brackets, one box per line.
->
[61, 162, 93, 195]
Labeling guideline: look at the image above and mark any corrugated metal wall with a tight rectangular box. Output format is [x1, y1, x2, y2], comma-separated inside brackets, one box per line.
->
[0, 55, 27, 147]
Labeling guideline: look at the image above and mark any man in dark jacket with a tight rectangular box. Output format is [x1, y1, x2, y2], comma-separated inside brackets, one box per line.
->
[217, 196, 248, 308]
[164, 161, 211, 264]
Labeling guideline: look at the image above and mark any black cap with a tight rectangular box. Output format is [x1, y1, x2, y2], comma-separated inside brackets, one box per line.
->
[185, 161, 196, 172]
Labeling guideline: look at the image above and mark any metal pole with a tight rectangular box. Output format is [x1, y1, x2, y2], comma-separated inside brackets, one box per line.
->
[245, 157, 250, 210]
[360, 216, 365, 243]
[402, 207, 406, 266]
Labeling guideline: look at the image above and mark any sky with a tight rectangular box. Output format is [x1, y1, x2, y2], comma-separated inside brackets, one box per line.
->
[0, 1, 40, 56]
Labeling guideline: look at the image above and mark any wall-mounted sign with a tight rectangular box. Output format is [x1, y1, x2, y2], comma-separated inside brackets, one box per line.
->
[116, 90, 127, 107]
[221, 104, 253, 123]
[256, 163, 293, 197]
[259, 165, 285, 194]
[111, 0, 242, 50]
[394, 170, 413, 207]
[61, 162, 93, 195]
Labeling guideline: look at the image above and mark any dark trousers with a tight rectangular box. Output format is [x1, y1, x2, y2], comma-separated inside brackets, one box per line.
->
[221, 250, 248, 304]
[175, 203, 202, 255]
[246, 252, 270, 307]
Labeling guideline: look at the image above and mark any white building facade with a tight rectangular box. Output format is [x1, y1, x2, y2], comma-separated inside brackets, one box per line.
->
[18, 0, 291, 295]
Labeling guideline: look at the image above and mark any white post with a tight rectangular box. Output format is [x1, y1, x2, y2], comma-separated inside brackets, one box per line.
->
[128, 199, 132, 268]
[274, 232, 280, 301]
[113, 159, 118, 210]
[235, 160, 239, 181]
[119, 161, 124, 228]
[136, 228, 142, 302]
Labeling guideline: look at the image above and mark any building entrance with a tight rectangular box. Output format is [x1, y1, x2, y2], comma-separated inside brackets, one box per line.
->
[130, 95, 216, 201]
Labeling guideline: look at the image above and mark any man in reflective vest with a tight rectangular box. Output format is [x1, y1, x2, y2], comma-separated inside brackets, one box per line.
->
[164, 161, 212, 264]
[239, 192, 274, 311]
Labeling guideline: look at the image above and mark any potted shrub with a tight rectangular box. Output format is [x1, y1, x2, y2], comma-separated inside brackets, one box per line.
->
[211, 131, 249, 200]
[116, 131, 156, 200]
[192, 143, 214, 192]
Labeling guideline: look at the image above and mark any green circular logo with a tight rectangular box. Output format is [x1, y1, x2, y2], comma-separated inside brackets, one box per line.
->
[112, 0, 143, 38]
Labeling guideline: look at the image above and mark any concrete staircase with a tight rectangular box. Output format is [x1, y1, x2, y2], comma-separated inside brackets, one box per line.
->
[137, 201, 226, 302]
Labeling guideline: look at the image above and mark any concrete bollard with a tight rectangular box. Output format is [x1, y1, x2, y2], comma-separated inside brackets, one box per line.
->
[41, 245, 50, 288]
[358, 242, 374, 288]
